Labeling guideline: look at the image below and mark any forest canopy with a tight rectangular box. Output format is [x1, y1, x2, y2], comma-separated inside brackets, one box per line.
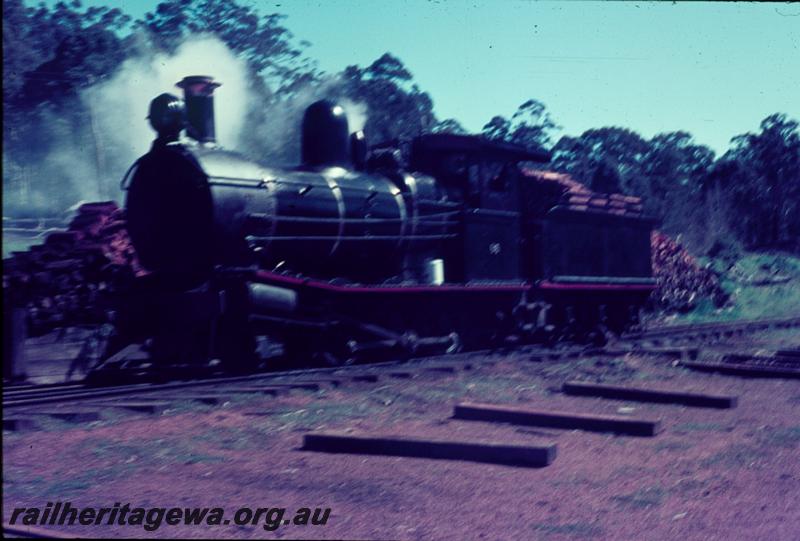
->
[3, 0, 799, 254]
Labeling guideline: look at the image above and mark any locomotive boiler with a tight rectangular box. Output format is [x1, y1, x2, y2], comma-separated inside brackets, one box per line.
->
[100, 75, 656, 376]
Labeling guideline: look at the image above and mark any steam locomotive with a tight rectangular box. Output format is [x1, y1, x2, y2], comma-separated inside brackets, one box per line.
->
[97, 75, 655, 376]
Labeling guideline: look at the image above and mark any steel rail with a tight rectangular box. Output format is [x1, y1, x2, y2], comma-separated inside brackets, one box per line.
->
[6, 316, 798, 410]
[623, 315, 800, 341]
[3, 349, 494, 409]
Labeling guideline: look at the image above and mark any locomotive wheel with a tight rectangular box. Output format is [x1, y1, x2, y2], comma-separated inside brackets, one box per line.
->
[282, 331, 355, 367]
[215, 321, 258, 374]
[214, 285, 259, 373]
[586, 330, 608, 347]
[281, 335, 319, 367]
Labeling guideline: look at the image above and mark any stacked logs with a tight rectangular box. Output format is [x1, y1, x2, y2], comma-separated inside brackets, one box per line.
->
[524, 169, 727, 312]
[650, 231, 727, 312]
[3, 202, 143, 336]
[522, 169, 644, 218]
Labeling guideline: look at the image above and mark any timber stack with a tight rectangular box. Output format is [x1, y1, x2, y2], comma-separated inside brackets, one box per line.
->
[3, 202, 142, 336]
[650, 230, 727, 312]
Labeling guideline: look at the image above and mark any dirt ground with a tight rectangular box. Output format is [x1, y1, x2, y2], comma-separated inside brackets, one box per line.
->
[3, 329, 800, 540]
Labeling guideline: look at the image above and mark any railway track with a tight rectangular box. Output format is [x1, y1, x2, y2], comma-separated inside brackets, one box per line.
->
[4, 316, 799, 425]
[2, 348, 501, 411]
[622, 315, 800, 344]
[621, 316, 800, 378]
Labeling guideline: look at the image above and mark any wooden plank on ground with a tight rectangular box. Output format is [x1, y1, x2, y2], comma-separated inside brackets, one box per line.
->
[302, 432, 556, 467]
[171, 394, 233, 405]
[351, 374, 379, 383]
[596, 348, 633, 357]
[261, 382, 323, 391]
[89, 400, 174, 414]
[424, 365, 457, 374]
[562, 381, 737, 408]
[2, 418, 40, 431]
[638, 347, 699, 360]
[33, 410, 102, 423]
[219, 386, 283, 396]
[453, 402, 661, 437]
[680, 361, 800, 379]
[284, 382, 322, 391]
[171, 389, 280, 404]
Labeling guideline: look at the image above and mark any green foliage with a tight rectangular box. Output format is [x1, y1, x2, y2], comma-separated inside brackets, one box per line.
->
[672, 252, 800, 324]
[139, 0, 314, 92]
[432, 118, 468, 135]
[550, 118, 798, 255]
[338, 53, 437, 143]
[5, 0, 131, 108]
[590, 157, 622, 193]
[713, 114, 800, 249]
[481, 98, 559, 150]
[551, 127, 650, 194]
[641, 131, 715, 218]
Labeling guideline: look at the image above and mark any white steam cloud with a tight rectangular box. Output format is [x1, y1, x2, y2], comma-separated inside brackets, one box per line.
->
[341, 99, 368, 133]
[4, 35, 250, 215]
[84, 35, 250, 173]
[5, 35, 371, 217]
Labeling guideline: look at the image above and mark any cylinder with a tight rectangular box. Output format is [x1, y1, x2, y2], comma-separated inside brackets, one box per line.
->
[247, 283, 298, 313]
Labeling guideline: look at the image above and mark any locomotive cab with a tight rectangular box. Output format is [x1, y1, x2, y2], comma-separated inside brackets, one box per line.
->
[408, 134, 550, 282]
[409, 133, 548, 211]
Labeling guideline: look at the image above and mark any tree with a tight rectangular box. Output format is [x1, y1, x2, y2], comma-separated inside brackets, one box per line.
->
[3, 0, 133, 213]
[639, 131, 715, 229]
[719, 114, 800, 248]
[481, 115, 511, 142]
[4, 0, 132, 111]
[20, 27, 128, 106]
[432, 118, 467, 134]
[3, 0, 42, 104]
[335, 53, 438, 144]
[590, 158, 622, 194]
[363, 52, 412, 82]
[481, 99, 558, 151]
[139, 0, 315, 93]
[551, 127, 649, 195]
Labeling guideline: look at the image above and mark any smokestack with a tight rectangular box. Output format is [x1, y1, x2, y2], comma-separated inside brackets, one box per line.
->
[176, 75, 221, 143]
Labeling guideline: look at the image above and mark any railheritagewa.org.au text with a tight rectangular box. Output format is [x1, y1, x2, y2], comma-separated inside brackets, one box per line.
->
[9, 502, 331, 531]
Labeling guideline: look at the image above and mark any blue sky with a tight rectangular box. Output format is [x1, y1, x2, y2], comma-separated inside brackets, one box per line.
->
[34, 0, 800, 155]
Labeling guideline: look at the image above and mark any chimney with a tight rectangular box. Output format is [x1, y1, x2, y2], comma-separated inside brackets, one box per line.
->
[176, 75, 221, 143]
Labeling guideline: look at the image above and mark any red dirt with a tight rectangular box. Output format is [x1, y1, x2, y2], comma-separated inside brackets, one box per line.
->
[4, 335, 800, 540]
